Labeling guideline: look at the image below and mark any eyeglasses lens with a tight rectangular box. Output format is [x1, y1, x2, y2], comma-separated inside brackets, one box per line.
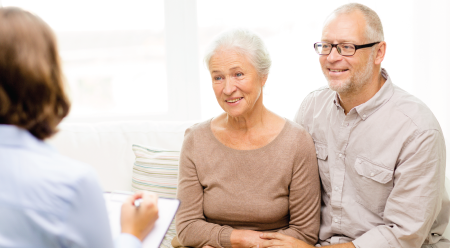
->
[315, 43, 328, 55]
[338, 44, 355, 56]
[315, 43, 356, 56]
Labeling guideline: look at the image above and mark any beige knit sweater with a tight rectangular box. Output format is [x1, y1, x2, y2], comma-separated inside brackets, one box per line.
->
[175, 119, 320, 248]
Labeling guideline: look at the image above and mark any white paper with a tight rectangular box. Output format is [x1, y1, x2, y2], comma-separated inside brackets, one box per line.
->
[103, 192, 180, 248]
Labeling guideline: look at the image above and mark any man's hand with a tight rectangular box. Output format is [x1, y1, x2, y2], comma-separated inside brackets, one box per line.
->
[120, 191, 159, 241]
[231, 229, 264, 248]
[260, 233, 313, 248]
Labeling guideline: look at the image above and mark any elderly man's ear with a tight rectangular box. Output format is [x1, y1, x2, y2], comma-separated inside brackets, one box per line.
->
[375, 41, 387, 65]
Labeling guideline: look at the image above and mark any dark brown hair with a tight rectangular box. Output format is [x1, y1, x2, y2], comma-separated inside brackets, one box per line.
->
[0, 7, 70, 140]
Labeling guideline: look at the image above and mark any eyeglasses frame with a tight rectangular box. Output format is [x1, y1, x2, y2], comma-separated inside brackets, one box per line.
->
[314, 42, 381, 56]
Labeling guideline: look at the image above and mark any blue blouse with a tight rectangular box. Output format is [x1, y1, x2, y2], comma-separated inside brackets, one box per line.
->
[0, 125, 141, 248]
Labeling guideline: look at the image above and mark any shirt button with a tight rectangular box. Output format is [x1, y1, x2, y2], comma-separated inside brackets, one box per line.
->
[370, 172, 375, 177]
[316, 150, 318, 154]
[339, 153, 342, 158]
[363, 114, 367, 118]
[334, 186, 339, 191]
[334, 218, 339, 223]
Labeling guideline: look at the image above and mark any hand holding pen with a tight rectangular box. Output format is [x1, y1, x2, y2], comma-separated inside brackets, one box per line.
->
[120, 192, 159, 241]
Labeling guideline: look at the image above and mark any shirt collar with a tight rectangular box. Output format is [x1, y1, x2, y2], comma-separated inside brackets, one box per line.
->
[0, 124, 54, 154]
[333, 68, 394, 120]
[333, 92, 342, 109]
[355, 68, 394, 120]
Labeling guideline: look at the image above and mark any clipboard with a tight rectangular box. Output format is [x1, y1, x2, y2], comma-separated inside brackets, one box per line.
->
[103, 191, 180, 248]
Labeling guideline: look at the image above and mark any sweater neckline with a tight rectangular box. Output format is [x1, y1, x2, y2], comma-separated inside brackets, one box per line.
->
[207, 118, 290, 152]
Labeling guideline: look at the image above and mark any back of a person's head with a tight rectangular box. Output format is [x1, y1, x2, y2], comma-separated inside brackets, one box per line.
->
[0, 7, 70, 140]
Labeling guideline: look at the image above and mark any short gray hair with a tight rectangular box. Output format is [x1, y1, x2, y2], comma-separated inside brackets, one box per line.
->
[330, 3, 384, 42]
[204, 28, 272, 77]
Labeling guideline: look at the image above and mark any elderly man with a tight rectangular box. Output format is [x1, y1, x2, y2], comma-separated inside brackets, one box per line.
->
[261, 3, 450, 248]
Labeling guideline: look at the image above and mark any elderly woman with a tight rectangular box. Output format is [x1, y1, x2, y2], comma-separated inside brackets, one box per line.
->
[174, 29, 321, 248]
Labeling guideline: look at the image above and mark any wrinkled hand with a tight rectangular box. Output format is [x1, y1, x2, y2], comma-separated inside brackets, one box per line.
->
[120, 191, 159, 241]
[231, 229, 264, 248]
[260, 233, 313, 248]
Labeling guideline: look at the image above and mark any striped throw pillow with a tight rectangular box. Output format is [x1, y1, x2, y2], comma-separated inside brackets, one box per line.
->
[131, 144, 180, 248]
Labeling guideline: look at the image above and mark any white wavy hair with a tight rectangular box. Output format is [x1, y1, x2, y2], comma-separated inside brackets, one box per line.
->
[330, 3, 384, 43]
[204, 28, 272, 77]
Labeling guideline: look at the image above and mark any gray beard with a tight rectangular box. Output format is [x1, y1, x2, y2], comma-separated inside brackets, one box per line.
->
[327, 53, 375, 94]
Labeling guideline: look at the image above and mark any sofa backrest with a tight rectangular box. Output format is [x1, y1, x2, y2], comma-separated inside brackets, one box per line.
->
[47, 120, 198, 191]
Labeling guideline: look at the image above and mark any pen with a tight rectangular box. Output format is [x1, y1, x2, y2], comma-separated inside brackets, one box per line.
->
[134, 198, 143, 207]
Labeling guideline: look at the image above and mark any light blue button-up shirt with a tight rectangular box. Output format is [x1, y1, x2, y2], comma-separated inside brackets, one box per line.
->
[0, 124, 141, 248]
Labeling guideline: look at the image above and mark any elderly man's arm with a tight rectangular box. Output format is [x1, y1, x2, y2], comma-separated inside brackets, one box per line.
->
[262, 129, 447, 248]
[293, 92, 315, 130]
[351, 129, 447, 248]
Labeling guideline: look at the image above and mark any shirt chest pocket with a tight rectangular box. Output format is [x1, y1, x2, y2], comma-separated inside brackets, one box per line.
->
[353, 157, 394, 215]
[315, 143, 331, 195]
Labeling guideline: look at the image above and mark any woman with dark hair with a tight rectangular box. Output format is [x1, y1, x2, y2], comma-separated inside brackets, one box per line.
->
[0, 7, 158, 247]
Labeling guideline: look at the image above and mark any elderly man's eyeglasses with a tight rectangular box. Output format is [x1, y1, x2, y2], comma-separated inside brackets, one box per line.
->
[314, 42, 380, 56]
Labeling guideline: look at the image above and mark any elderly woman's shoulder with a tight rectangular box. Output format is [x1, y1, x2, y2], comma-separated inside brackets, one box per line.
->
[183, 119, 211, 138]
[284, 120, 315, 145]
[181, 119, 214, 151]
[281, 121, 317, 160]
[285, 119, 309, 134]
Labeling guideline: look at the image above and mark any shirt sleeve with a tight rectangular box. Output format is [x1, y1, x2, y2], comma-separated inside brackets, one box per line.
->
[352, 129, 447, 248]
[62, 168, 142, 248]
[175, 127, 234, 248]
[277, 129, 321, 245]
[115, 233, 142, 248]
[294, 92, 314, 130]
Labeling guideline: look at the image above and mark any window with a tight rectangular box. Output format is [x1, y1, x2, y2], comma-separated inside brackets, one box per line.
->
[2, 0, 174, 122]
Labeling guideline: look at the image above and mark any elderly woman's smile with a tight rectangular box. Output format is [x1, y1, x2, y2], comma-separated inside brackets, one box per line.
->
[225, 97, 243, 104]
